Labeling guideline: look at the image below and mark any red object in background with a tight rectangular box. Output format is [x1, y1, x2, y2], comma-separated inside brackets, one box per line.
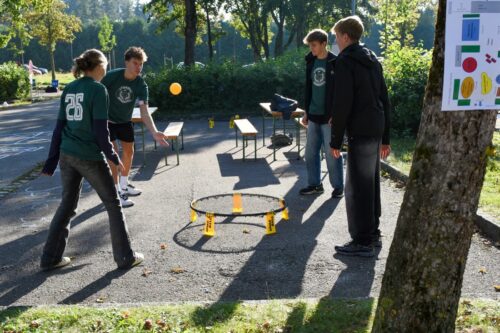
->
[462, 57, 478, 73]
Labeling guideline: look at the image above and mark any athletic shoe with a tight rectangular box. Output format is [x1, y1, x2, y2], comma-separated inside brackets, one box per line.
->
[119, 193, 134, 208]
[41, 256, 71, 271]
[118, 252, 144, 269]
[335, 241, 375, 257]
[299, 184, 324, 195]
[331, 188, 344, 198]
[121, 183, 142, 197]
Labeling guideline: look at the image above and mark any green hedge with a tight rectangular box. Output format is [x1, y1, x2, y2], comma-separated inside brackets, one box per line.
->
[383, 44, 432, 137]
[145, 49, 306, 117]
[147, 45, 431, 138]
[0, 62, 30, 102]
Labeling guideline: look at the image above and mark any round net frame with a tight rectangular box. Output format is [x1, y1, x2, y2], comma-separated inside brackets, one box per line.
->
[190, 193, 287, 217]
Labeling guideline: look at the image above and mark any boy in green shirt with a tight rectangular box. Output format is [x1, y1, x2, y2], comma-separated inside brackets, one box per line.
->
[101, 47, 168, 208]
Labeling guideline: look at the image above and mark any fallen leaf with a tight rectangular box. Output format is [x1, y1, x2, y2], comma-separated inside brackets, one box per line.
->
[160, 243, 167, 250]
[96, 296, 106, 303]
[122, 311, 130, 319]
[30, 320, 40, 328]
[156, 319, 166, 328]
[171, 267, 185, 274]
[142, 268, 153, 277]
[143, 319, 153, 330]
[494, 285, 500, 292]
[243, 229, 250, 234]
[479, 267, 487, 275]
[262, 321, 271, 329]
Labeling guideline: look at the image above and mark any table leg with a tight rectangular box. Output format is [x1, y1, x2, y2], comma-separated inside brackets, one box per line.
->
[181, 128, 184, 150]
[262, 112, 265, 146]
[272, 117, 276, 161]
[243, 135, 246, 161]
[235, 126, 238, 147]
[296, 119, 301, 160]
[176, 138, 180, 165]
[254, 135, 257, 160]
[141, 123, 146, 165]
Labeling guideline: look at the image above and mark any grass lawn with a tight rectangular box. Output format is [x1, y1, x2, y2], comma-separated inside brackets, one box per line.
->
[0, 298, 498, 332]
[34, 72, 75, 90]
[388, 132, 500, 221]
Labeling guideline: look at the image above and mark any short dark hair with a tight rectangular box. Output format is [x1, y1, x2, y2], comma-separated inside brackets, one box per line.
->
[303, 29, 328, 45]
[332, 16, 364, 42]
[124, 46, 148, 62]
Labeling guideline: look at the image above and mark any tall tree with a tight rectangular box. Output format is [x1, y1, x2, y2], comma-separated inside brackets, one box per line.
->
[0, 0, 39, 48]
[184, 0, 197, 65]
[28, 0, 82, 81]
[225, 0, 273, 61]
[98, 15, 117, 69]
[372, 0, 497, 331]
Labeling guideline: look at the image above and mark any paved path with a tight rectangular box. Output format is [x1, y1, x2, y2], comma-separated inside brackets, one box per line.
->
[0, 119, 498, 307]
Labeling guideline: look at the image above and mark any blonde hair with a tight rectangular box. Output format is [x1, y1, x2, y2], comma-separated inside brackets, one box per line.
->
[72, 49, 107, 78]
[124, 46, 148, 62]
[303, 29, 328, 45]
[332, 15, 364, 42]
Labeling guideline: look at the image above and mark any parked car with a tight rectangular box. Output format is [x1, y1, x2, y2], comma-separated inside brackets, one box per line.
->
[176, 61, 206, 69]
[22, 64, 48, 75]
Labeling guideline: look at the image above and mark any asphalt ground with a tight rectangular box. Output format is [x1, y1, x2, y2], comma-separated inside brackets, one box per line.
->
[0, 117, 498, 307]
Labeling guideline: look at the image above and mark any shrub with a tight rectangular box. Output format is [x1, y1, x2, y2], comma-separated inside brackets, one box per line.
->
[0, 62, 30, 102]
[145, 49, 306, 117]
[383, 43, 432, 137]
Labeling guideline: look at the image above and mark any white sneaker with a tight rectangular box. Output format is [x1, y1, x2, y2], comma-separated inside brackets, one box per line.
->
[41, 256, 71, 271]
[119, 193, 134, 208]
[121, 183, 142, 196]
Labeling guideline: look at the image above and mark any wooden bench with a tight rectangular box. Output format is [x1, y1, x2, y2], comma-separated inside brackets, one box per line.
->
[163, 122, 184, 165]
[234, 119, 258, 161]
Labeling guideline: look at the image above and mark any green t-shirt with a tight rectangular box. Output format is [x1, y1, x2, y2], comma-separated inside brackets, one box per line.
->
[59, 77, 110, 161]
[309, 58, 327, 115]
[101, 68, 148, 123]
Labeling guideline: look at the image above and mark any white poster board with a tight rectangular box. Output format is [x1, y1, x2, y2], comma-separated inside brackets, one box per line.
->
[442, 0, 500, 111]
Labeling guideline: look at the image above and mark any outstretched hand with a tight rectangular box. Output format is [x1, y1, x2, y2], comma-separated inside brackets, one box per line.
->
[153, 131, 170, 147]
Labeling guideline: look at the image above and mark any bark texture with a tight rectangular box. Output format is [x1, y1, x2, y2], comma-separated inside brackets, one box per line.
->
[372, 0, 497, 332]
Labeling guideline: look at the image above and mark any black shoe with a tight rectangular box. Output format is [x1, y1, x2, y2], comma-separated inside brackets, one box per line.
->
[299, 184, 324, 195]
[118, 252, 144, 269]
[331, 188, 344, 198]
[335, 241, 375, 257]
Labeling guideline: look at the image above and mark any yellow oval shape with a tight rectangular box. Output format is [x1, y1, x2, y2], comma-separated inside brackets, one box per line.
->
[481, 72, 492, 95]
[461, 77, 474, 99]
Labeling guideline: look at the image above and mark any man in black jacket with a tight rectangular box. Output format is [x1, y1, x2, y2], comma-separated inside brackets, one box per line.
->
[300, 29, 344, 198]
[330, 16, 391, 257]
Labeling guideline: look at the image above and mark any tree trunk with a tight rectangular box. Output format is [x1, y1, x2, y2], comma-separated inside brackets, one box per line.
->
[204, 6, 213, 60]
[50, 49, 56, 82]
[372, 1, 497, 331]
[262, 16, 270, 60]
[184, 0, 197, 66]
[271, 4, 285, 58]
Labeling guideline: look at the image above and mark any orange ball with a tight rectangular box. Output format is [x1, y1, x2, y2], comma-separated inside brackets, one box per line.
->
[169, 82, 182, 95]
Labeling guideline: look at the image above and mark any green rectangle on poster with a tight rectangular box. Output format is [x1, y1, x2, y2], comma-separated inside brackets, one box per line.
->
[453, 79, 460, 100]
[461, 45, 480, 52]
[463, 14, 480, 18]
[495, 99, 500, 105]
[458, 100, 471, 106]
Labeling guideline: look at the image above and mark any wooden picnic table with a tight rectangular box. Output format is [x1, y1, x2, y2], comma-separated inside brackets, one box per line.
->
[132, 107, 157, 164]
[259, 102, 305, 161]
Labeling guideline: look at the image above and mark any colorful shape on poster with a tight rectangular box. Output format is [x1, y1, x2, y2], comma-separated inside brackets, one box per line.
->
[462, 19, 480, 41]
[458, 100, 471, 106]
[496, 87, 500, 97]
[461, 77, 475, 99]
[462, 57, 478, 72]
[497, 75, 500, 85]
[453, 79, 460, 100]
[481, 72, 493, 95]
[462, 45, 480, 53]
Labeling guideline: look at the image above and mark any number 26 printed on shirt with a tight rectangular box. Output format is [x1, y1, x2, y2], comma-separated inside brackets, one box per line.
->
[65, 93, 84, 121]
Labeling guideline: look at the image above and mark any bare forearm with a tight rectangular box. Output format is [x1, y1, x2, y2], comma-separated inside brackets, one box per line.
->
[140, 105, 159, 135]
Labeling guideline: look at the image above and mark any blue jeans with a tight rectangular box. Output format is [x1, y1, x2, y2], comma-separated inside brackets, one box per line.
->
[41, 153, 135, 268]
[305, 120, 344, 190]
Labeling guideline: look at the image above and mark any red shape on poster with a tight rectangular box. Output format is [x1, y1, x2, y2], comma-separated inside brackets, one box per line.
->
[462, 57, 478, 73]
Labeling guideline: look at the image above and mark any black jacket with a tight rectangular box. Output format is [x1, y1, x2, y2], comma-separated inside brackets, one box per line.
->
[305, 51, 337, 124]
[330, 43, 391, 149]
